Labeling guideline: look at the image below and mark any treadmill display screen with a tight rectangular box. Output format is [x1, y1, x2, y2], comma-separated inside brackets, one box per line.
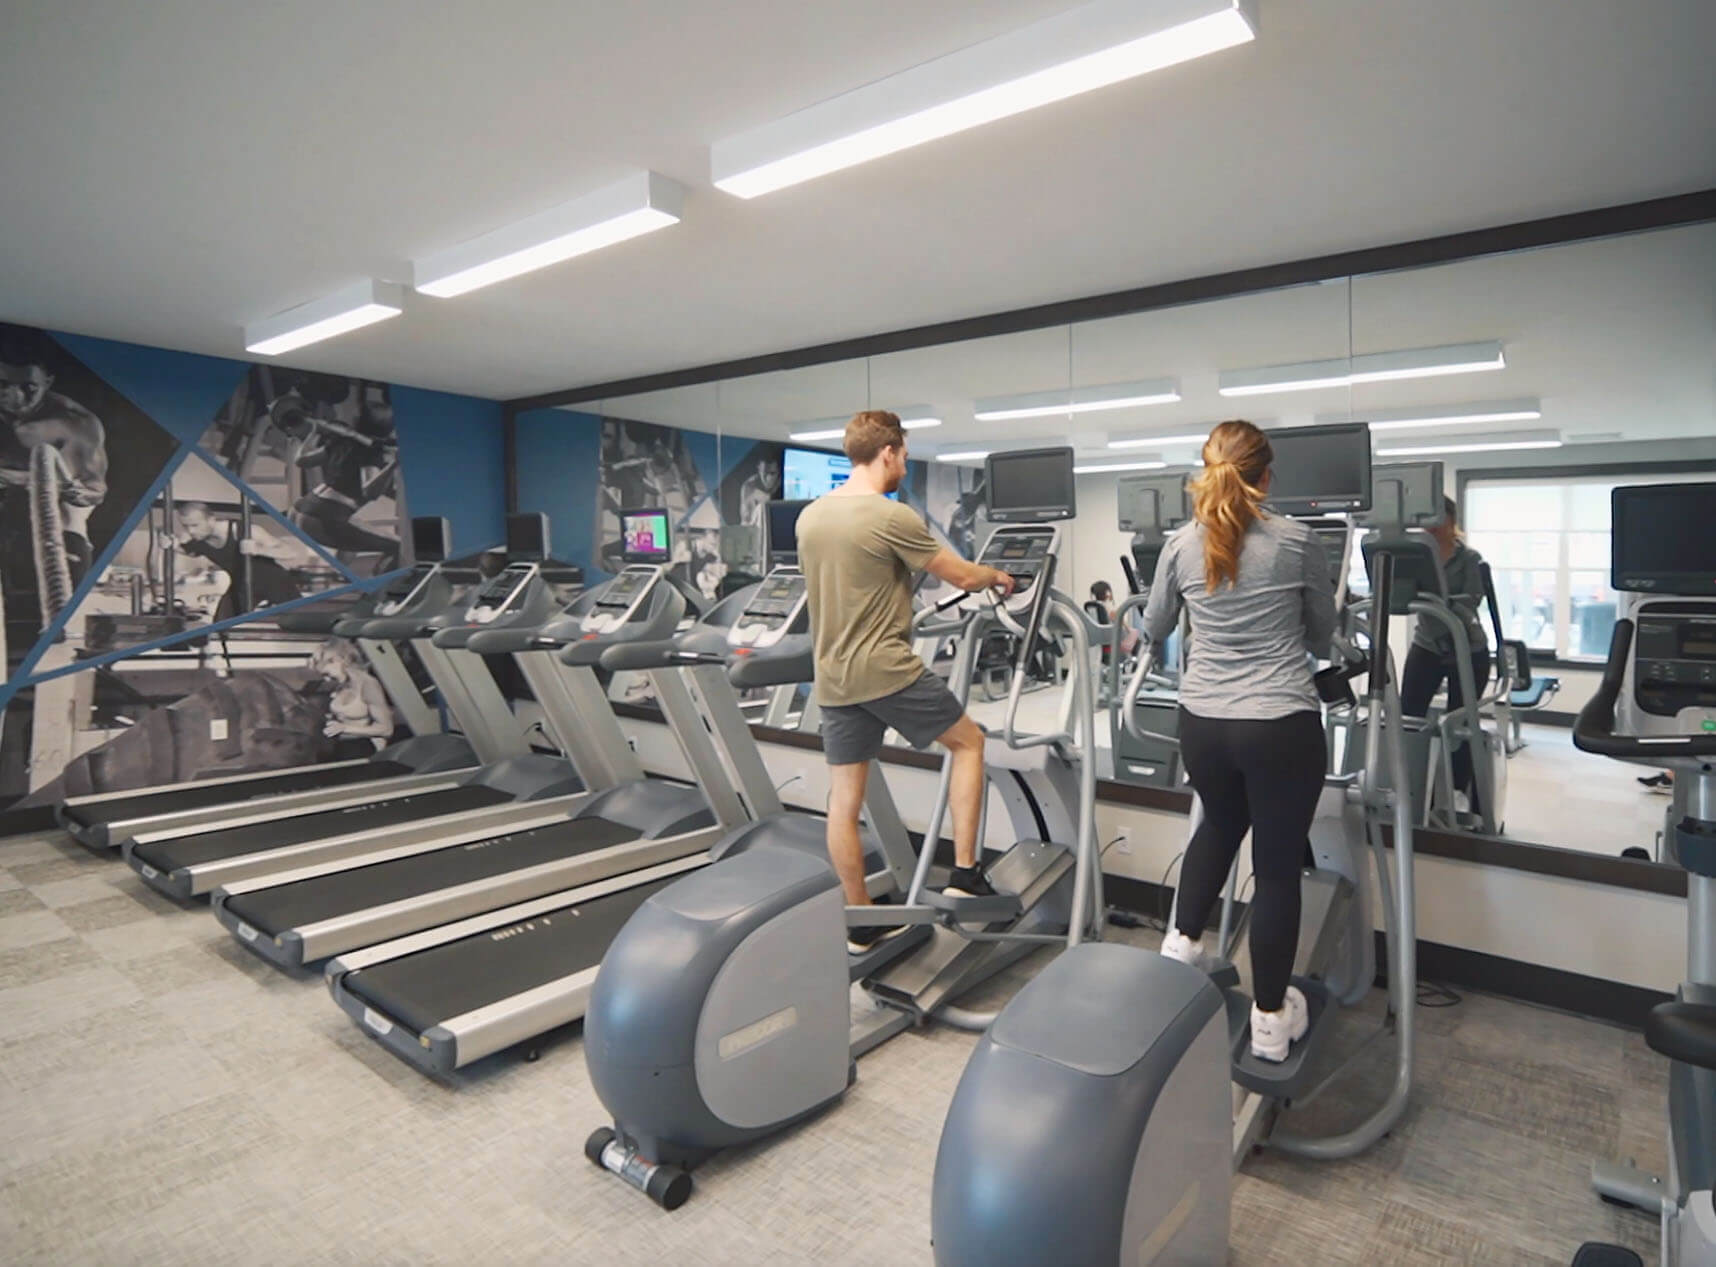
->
[620, 509, 671, 563]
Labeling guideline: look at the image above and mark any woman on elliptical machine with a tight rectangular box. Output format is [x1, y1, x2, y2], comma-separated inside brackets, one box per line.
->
[1143, 420, 1337, 1062]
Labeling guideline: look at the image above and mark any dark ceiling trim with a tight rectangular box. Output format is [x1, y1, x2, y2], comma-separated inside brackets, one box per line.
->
[506, 187, 1716, 413]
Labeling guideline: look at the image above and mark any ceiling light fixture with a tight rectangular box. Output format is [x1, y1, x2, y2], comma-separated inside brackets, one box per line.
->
[1074, 459, 1169, 473]
[1219, 341, 1507, 398]
[788, 413, 941, 443]
[1321, 398, 1543, 432]
[1375, 429, 1563, 457]
[244, 280, 404, 356]
[934, 450, 991, 463]
[1107, 431, 1213, 449]
[711, 0, 1257, 199]
[413, 172, 685, 299]
[973, 377, 1181, 421]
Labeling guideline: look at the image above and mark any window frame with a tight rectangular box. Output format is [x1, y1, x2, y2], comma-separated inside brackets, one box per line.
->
[1458, 460, 1716, 663]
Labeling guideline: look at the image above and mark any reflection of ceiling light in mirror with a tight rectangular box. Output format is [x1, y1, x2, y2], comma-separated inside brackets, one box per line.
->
[711, 0, 1257, 198]
[934, 451, 991, 463]
[1375, 429, 1562, 457]
[789, 413, 941, 443]
[974, 378, 1180, 421]
[1219, 342, 1507, 397]
[414, 172, 684, 298]
[245, 280, 404, 355]
[1324, 398, 1542, 432]
[1107, 432, 1212, 449]
[1074, 460, 1168, 473]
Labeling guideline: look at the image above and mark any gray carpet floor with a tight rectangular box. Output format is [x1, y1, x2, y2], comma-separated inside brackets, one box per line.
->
[0, 828, 1665, 1265]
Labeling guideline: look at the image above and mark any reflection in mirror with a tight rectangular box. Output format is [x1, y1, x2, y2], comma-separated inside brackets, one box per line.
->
[1345, 221, 1716, 861]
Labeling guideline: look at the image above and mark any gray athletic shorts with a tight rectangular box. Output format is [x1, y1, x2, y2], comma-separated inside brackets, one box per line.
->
[821, 671, 967, 765]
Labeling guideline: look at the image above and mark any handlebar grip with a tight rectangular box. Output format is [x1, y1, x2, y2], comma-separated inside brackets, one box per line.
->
[593, 639, 681, 672]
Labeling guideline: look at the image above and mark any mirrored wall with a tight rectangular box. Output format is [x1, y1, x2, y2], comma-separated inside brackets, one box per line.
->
[522, 217, 1716, 868]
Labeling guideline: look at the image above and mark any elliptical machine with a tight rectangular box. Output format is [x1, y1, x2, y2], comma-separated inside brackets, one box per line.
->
[582, 447, 1105, 1209]
[929, 432, 1423, 1266]
[1572, 482, 1716, 1267]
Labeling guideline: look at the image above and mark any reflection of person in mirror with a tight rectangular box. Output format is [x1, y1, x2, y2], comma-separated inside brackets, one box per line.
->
[168, 502, 304, 621]
[286, 382, 400, 570]
[947, 481, 985, 560]
[0, 358, 108, 603]
[310, 640, 394, 759]
[1399, 495, 1491, 818]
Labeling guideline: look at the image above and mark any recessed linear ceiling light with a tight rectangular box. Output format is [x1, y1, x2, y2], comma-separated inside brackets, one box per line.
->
[973, 378, 1181, 421]
[1107, 431, 1213, 449]
[789, 414, 942, 443]
[1318, 399, 1543, 432]
[711, 0, 1257, 199]
[1219, 342, 1507, 398]
[244, 280, 404, 356]
[1375, 429, 1562, 457]
[934, 450, 991, 463]
[1074, 459, 1168, 473]
[413, 172, 685, 299]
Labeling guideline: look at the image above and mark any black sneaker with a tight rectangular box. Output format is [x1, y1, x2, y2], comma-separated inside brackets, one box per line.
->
[847, 896, 910, 955]
[942, 866, 999, 899]
[1638, 773, 1672, 789]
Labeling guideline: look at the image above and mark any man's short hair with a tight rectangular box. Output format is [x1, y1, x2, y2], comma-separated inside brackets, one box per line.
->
[844, 410, 905, 465]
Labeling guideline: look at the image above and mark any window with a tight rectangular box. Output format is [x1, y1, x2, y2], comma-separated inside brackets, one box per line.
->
[1463, 470, 1716, 662]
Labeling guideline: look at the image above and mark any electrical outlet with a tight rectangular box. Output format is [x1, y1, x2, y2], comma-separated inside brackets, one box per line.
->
[625, 736, 637, 751]
[1114, 827, 1133, 855]
[210, 718, 228, 741]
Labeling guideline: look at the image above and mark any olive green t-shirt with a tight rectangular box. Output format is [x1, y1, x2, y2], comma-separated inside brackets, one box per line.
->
[797, 493, 942, 706]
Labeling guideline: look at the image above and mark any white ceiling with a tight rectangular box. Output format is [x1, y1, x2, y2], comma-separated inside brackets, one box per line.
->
[598, 222, 1716, 458]
[1, 0, 1712, 401]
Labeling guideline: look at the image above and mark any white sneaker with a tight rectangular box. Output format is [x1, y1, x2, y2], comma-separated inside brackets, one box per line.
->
[1250, 986, 1310, 1063]
[1159, 929, 1207, 970]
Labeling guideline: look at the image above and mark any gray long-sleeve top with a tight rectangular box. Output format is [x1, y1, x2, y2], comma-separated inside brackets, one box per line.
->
[1411, 540, 1490, 657]
[1142, 514, 1338, 720]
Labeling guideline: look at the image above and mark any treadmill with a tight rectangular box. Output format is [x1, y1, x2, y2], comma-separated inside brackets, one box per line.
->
[123, 517, 587, 898]
[209, 526, 731, 974]
[321, 502, 916, 1075]
[58, 517, 478, 850]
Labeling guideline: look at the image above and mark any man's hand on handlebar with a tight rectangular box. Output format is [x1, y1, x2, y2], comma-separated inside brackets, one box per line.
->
[986, 567, 1016, 598]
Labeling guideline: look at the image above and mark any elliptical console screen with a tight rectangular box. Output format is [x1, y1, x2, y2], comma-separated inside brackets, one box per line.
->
[766, 500, 811, 561]
[410, 517, 450, 562]
[1613, 484, 1716, 595]
[985, 447, 1076, 523]
[1266, 423, 1373, 516]
[1117, 471, 1191, 534]
[619, 509, 671, 563]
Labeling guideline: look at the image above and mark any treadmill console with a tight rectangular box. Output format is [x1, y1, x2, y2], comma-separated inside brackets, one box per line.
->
[373, 562, 439, 616]
[1633, 603, 1716, 725]
[465, 562, 539, 625]
[978, 525, 1061, 615]
[730, 567, 808, 649]
[581, 565, 667, 635]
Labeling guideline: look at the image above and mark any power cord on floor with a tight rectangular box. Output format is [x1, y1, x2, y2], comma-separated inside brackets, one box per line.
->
[1416, 980, 1463, 1008]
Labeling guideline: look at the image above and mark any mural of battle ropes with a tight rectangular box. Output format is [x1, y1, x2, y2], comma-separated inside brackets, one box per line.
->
[1, 337, 423, 819]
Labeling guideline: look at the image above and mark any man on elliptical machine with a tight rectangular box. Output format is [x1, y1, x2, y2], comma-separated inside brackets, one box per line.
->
[796, 410, 1015, 952]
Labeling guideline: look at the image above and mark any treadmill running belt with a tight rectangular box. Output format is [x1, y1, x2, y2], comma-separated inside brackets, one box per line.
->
[344, 875, 681, 1035]
[223, 817, 639, 937]
[65, 761, 411, 827]
[132, 784, 511, 872]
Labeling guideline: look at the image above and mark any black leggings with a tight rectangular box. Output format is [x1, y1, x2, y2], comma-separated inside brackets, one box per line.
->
[1400, 645, 1491, 816]
[1174, 708, 1327, 1013]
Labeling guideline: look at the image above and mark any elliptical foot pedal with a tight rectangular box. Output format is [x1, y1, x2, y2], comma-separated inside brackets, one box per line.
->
[847, 923, 932, 983]
[922, 889, 1022, 924]
[1571, 1246, 1642, 1267]
[1227, 975, 1337, 1100]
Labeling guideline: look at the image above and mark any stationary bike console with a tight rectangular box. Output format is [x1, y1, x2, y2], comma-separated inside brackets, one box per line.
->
[728, 566, 808, 650]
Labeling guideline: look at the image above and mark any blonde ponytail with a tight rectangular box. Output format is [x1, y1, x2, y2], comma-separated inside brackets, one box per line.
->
[1187, 420, 1273, 591]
